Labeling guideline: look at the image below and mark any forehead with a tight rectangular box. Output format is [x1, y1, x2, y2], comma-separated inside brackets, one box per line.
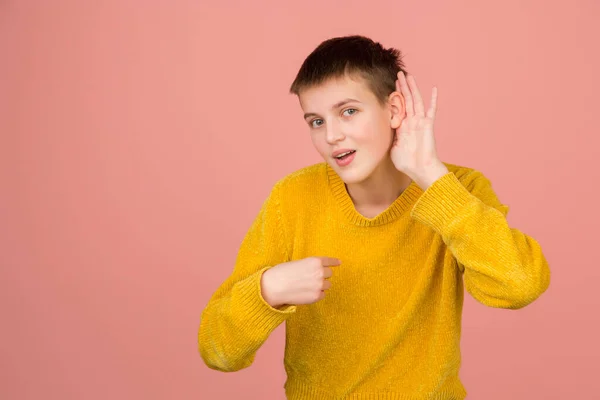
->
[298, 74, 375, 111]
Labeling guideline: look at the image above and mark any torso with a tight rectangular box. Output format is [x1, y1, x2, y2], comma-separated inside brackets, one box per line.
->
[354, 205, 389, 219]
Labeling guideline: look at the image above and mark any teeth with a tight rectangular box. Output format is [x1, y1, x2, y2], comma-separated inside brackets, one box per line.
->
[335, 151, 354, 159]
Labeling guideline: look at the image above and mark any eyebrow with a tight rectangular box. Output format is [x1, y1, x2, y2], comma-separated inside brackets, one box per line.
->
[303, 98, 361, 120]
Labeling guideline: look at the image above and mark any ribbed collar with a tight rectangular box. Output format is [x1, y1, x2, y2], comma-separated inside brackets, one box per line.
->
[325, 163, 423, 227]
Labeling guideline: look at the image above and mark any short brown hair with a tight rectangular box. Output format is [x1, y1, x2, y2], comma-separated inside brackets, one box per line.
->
[289, 35, 409, 105]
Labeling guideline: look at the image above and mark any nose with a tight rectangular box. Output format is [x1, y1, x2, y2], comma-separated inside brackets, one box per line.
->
[325, 120, 345, 144]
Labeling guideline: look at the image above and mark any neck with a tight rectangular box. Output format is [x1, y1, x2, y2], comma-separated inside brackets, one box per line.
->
[345, 157, 412, 209]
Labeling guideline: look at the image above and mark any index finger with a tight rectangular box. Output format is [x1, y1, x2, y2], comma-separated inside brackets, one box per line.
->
[397, 71, 414, 116]
[318, 257, 342, 266]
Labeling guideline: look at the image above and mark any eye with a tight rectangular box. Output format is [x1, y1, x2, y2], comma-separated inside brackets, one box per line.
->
[310, 119, 324, 128]
[342, 108, 358, 116]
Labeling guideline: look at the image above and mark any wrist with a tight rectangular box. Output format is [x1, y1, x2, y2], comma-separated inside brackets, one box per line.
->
[260, 269, 285, 308]
[416, 161, 449, 190]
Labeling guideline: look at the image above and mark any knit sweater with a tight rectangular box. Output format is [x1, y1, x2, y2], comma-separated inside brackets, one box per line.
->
[198, 161, 551, 400]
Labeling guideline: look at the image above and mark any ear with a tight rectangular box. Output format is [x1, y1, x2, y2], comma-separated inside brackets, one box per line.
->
[388, 91, 405, 129]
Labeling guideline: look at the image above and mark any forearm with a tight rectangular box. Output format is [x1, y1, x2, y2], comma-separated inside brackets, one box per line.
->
[198, 267, 295, 372]
[411, 170, 550, 309]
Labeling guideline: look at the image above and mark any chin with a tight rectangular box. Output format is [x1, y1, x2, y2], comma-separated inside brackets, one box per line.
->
[330, 160, 375, 185]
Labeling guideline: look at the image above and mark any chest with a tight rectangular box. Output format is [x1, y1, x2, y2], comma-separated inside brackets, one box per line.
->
[289, 215, 452, 323]
[291, 213, 444, 280]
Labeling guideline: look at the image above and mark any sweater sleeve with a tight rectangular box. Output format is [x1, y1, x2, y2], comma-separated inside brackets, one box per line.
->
[198, 180, 297, 372]
[410, 169, 551, 309]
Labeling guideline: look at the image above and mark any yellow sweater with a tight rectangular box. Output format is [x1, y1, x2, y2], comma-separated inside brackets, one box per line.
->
[198, 161, 550, 399]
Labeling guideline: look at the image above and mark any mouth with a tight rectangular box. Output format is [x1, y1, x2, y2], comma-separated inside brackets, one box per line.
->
[333, 150, 356, 167]
[333, 150, 356, 160]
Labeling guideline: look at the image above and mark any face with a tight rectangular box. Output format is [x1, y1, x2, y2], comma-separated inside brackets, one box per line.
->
[298, 74, 404, 184]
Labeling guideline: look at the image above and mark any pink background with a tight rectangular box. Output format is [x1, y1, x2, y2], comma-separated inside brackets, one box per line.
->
[1, 1, 598, 399]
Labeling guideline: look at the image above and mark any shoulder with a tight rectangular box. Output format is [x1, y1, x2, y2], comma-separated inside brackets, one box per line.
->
[442, 160, 509, 215]
[263, 162, 329, 223]
[272, 162, 328, 196]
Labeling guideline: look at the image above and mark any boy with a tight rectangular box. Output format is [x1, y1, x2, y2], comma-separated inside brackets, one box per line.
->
[198, 35, 550, 399]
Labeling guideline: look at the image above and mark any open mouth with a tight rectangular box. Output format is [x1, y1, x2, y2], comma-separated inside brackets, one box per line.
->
[334, 150, 356, 160]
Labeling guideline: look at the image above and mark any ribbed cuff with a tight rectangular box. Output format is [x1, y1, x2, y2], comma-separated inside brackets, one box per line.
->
[410, 172, 476, 234]
[231, 266, 297, 332]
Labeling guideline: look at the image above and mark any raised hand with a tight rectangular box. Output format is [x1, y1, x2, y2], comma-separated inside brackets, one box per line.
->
[391, 71, 449, 190]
